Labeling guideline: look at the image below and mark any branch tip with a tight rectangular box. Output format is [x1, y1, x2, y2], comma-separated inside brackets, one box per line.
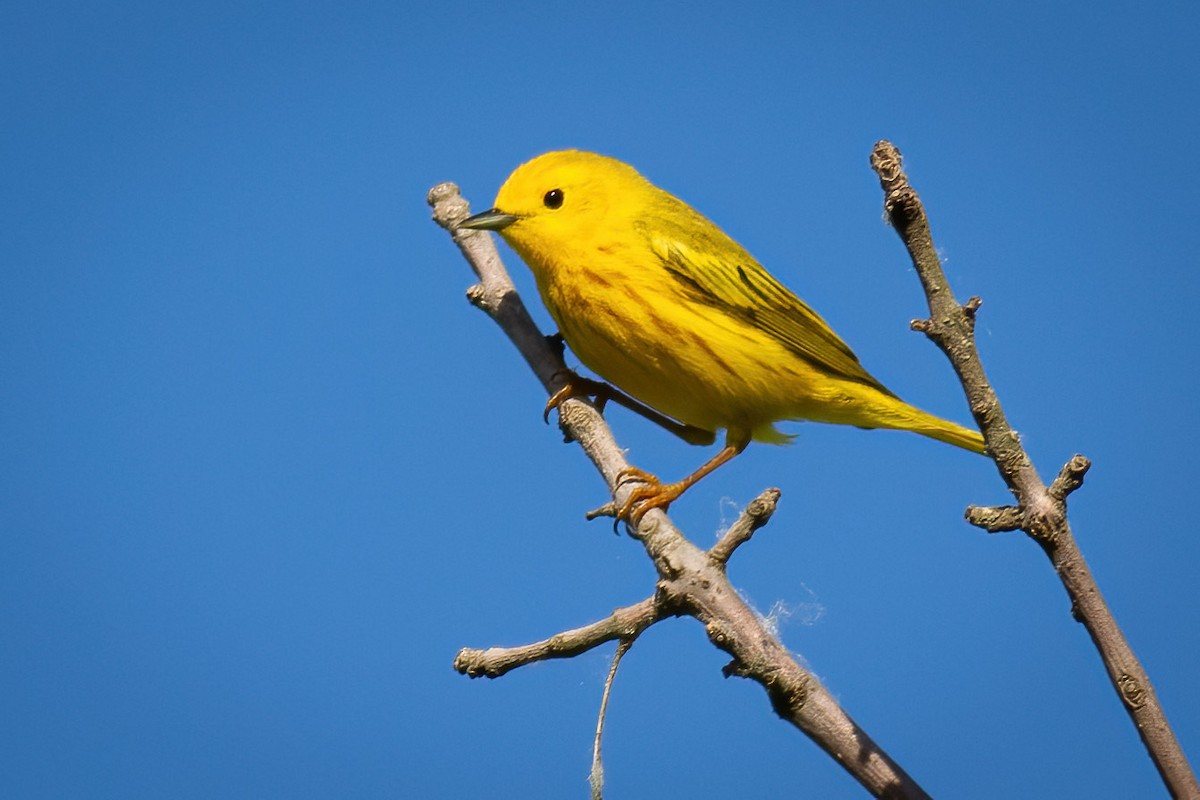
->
[869, 140, 904, 186]
[586, 502, 618, 521]
[964, 504, 1024, 533]
[746, 487, 782, 517]
[426, 181, 461, 207]
[453, 647, 492, 679]
[709, 488, 783, 565]
[427, 181, 471, 230]
[1049, 455, 1092, 501]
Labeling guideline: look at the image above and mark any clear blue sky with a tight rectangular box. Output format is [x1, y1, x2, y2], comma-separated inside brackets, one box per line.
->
[3, 2, 1197, 798]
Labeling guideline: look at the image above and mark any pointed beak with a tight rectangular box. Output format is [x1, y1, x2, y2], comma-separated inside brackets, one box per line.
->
[460, 207, 519, 231]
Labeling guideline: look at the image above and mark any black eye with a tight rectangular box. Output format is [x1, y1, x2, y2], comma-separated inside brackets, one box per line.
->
[543, 189, 564, 209]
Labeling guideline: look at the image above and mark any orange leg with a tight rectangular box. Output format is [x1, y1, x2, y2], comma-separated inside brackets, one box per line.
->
[617, 435, 750, 525]
[543, 370, 715, 447]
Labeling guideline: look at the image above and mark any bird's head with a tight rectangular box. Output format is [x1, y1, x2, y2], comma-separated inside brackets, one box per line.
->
[460, 150, 648, 262]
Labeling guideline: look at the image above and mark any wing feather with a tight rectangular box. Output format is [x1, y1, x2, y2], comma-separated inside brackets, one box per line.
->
[637, 198, 895, 397]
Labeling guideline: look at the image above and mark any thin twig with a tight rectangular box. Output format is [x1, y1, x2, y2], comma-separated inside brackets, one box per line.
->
[453, 598, 660, 680]
[709, 488, 782, 566]
[590, 639, 632, 800]
[870, 140, 1198, 800]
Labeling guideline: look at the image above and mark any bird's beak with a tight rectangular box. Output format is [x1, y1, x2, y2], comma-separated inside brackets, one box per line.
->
[460, 208, 519, 231]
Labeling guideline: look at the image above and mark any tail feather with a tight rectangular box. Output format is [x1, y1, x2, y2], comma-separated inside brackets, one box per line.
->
[837, 390, 986, 455]
[911, 414, 986, 454]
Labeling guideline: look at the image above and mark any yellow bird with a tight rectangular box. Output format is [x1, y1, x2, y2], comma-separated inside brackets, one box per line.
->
[461, 150, 985, 522]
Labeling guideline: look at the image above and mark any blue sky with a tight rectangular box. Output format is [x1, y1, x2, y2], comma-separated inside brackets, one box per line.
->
[2, 2, 1197, 797]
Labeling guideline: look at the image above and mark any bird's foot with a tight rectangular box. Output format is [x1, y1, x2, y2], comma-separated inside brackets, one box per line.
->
[615, 466, 686, 526]
[543, 372, 614, 423]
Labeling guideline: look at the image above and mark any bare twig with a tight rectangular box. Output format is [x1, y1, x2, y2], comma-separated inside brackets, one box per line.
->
[452, 597, 660, 680]
[709, 488, 782, 566]
[590, 639, 632, 800]
[870, 141, 1198, 800]
[431, 181, 932, 799]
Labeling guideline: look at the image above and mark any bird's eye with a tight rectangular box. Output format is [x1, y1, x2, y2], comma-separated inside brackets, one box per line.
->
[543, 189, 564, 209]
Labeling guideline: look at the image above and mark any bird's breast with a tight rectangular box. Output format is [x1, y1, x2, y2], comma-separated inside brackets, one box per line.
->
[530, 250, 813, 438]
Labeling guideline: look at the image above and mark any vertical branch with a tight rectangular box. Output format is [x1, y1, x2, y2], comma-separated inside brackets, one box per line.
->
[870, 141, 1198, 799]
[589, 639, 631, 800]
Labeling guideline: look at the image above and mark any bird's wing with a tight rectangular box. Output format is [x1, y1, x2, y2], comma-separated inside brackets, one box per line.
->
[638, 204, 895, 396]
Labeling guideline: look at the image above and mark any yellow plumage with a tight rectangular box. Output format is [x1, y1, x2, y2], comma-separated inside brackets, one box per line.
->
[462, 150, 984, 519]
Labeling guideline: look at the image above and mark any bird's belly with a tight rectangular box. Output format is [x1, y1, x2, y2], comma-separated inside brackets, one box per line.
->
[543, 277, 830, 440]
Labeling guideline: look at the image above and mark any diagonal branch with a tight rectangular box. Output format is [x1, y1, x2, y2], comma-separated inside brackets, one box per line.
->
[870, 140, 1198, 800]
[709, 488, 782, 566]
[430, 181, 932, 800]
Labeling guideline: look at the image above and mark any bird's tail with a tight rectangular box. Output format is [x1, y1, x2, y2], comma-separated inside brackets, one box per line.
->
[830, 388, 987, 455]
[906, 410, 986, 454]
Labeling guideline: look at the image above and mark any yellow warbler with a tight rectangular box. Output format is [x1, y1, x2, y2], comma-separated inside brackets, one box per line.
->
[461, 150, 984, 521]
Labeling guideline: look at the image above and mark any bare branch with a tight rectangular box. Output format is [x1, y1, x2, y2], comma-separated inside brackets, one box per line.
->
[1048, 454, 1091, 501]
[453, 598, 660, 680]
[709, 488, 782, 566]
[870, 140, 1198, 799]
[431, 181, 932, 799]
[963, 504, 1023, 533]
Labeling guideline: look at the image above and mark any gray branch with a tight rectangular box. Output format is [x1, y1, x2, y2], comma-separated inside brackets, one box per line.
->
[453, 598, 659, 680]
[430, 181, 931, 800]
[870, 140, 1198, 800]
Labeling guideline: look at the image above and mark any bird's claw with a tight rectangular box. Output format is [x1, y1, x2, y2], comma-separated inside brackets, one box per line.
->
[614, 467, 685, 527]
[543, 383, 573, 424]
[543, 373, 611, 424]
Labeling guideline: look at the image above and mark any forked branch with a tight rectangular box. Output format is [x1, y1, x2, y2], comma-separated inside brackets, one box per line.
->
[431, 181, 931, 800]
[870, 140, 1198, 800]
